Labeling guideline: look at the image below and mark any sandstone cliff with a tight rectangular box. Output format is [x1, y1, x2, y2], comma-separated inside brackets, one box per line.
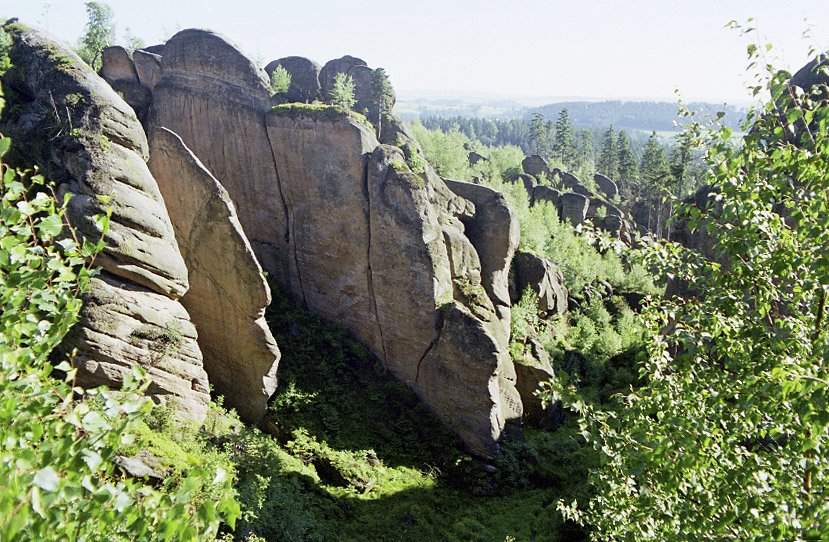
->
[140, 29, 521, 457]
[0, 22, 210, 419]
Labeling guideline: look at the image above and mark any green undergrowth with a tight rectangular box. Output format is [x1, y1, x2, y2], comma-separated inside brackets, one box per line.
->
[255, 281, 594, 541]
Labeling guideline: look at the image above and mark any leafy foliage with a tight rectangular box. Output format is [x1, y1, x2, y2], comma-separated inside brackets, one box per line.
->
[546, 49, 829, 541]
[269, 65, 291, 96]
[330, 72, 356, 111]
[74, 2, 115, 70]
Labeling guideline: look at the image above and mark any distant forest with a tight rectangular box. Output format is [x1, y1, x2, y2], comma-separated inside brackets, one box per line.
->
[416, 100, 745, 157]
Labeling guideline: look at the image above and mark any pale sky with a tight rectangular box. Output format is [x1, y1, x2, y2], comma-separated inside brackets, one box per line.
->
[2, 0, 828, 105]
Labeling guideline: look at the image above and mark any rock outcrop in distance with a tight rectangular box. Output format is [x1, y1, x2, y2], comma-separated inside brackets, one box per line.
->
[0, 23, 531, 457]
[509, 154, 635, 244]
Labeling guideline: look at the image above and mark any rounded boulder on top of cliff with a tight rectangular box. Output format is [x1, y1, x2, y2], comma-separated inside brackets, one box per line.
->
[522, 154, 553, 182]
[593, 173, 619, 199]
[318, 55, 367, 101]
[265, 56, 322, 103]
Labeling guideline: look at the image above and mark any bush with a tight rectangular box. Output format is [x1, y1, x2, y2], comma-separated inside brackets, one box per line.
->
[549, 47, 829, 540]
[269, 65, 291, 96]
[330, 72, 355, 111]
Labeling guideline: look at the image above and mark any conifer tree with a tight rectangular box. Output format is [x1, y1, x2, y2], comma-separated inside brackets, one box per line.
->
[577, 129, 594, 172]
[530, 112, 551, 158]
[552, 108, 574, 168]
[615, 130, 638, 185]
[597, 125, 617, 179]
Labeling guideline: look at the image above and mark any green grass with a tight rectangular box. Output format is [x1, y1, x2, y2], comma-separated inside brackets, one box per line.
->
[270, 103, 372, 129]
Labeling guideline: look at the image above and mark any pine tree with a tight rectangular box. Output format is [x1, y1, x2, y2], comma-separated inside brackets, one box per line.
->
[371, 67, 394, 137]
[552, 108, 574, 168]
[615, 130, 638, 185]
[597, 125, 617, 179]
[530, 112, 551, 158]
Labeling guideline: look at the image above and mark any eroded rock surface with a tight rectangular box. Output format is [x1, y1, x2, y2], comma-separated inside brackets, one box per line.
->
[148, 127, 280, 423]
[144, 29, 520, 457]
[510, 251, 569, 317]
[1, 22, 210, 419]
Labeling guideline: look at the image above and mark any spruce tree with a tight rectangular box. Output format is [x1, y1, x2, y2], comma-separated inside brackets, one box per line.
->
[615, 130, 638, 185]
[552, 108, 574, 168]
[577, 129, 594, 172]
[530, 112, 551, 158]
[597, 125, 617, 179]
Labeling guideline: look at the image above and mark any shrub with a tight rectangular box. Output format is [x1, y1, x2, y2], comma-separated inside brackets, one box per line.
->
[330, 72, 356, 111]
[269, 65, 291, 96]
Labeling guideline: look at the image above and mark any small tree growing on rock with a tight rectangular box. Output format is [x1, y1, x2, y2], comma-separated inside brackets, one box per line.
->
[75, 2, 115, 70]
[330, 72, 356, 111]
[270, 65, 291, 97]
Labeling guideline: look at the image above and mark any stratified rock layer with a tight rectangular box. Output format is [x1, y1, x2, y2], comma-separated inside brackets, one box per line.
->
[1, 22, 209, 419]
[148, 127, 280, 423]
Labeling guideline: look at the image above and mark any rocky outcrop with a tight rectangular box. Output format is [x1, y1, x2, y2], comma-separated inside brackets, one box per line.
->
[594, 173, 618, 199]
[265, 111, 520, 457]
[511, 173, 537, 196]
[149, 29, 290, 283]
[1, 22, 210, 419]
[265, 56, 321, 103]
[522, 155, 553, 182]
[141, 29, 521, 457]
[532, 185, 561, 208]
[444, 180, 521, 350]
[99, 46, 161, 127]
[510, 251, 568, 317]
[559, 192, 590, 226]
[513, 348, 559, 429]
[148, 127, 280, 423]
[319, 55, 367, 100]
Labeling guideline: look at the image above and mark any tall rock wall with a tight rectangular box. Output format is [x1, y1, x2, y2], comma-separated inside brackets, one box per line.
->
[0, 22, 210, 420]
[148, 127, 280, 423]
[144, 29, 522, 457]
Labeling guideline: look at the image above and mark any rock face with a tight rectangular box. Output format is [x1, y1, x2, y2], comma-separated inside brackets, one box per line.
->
[144, 29, 520, 457]
[99, 46, 161, 127]
[1, 22, 210, 419]
[265, 56, 321, 103]
[559, 192, 590, 226]
[510, 251, 569, 317]
[522, 155, 553, 182]
[149, 29, 290, 283]
[594, 173, 618, 199]
[532, 185, 561, 208]
[148, 127, 280, 423]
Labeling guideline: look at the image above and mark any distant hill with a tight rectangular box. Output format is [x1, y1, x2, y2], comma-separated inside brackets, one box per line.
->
[395, 94, 748, 133]
[527, 100, 746, 132]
